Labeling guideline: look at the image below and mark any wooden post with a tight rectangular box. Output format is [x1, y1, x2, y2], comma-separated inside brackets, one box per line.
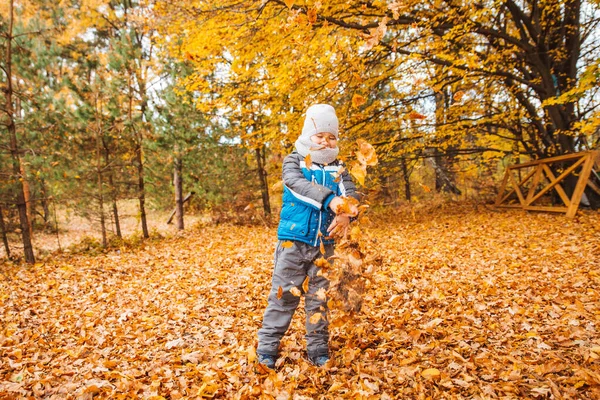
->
[566, 152, 596, 218]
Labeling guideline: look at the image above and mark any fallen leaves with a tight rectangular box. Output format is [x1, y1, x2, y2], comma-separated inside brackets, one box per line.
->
[0, 208, 599, 398]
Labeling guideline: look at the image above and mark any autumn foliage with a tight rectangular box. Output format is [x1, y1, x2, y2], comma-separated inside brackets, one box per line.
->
[1, 206, 599, 398]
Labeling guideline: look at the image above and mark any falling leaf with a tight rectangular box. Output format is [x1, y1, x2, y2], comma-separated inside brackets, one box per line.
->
[305, 153, 312, 169]
[284, 0, 294, 8]
[302, 276, 309, 293]
[290, 287, 302, 297]
[307, 7, 317, 24]
[309, 313, 323, 324]
[281, 241, 293, 248]
[453, 90, 465, 102]
[271, 180, 284, 191]
[332, 166, 345, 182]
[350, 163, 367, 186]
[334, 196, 360, 215]
[352, 94, 366, 108]
[356, 139, 378, 166]
[408, 111, 427, 120]
[419, 182, 432, 192]
[314, 257, 330, 269]
[319, 237, 325, 254]
[315, 287, 327, 301]
[277, 286, 283, 299]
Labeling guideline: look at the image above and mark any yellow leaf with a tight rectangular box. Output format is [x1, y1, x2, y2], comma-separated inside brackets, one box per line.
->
[281, 241, 293, 249]
[284, 0, 294, 8]
[302, 276, 309, 293]
[290, 287, 302, 296]
[421, 368, 441, 378]
[319, 237, 325, 254]
[350, 163, 367, 186]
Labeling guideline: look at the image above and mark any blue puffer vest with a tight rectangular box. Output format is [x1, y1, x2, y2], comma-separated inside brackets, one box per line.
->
[276, 152, 358, 247]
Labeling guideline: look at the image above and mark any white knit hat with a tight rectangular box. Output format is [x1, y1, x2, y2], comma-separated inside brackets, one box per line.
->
[301, 104, 339, 139]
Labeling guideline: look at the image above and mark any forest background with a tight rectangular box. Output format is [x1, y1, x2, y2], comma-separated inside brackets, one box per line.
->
[1, 0, 599, 263]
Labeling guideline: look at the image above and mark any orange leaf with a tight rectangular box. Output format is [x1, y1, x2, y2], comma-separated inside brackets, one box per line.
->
[332, 166, 345, 182]
[453, 90, 465, 102]
[419, 182, 431, 193]
[281, 241, 293, 248]
[277, 286, 283, 299]
[290, 287, 302, 297]
[284, 0, 294, 8]
[302, 276, 309, 293]
[352, 94, 366, 108]
[408, 111, 427, 120]
[356, 139, 378, 166]
[314, 257, 330, 269]
[304, 153, 312, 169]
[307, 8, 317, 24]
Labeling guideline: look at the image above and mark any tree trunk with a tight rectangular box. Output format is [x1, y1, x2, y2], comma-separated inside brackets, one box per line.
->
[95, 115, 107, 248]
[16, 94, 34, 237]
[401, 158, 412, 201]
[132, 90, 149, 238]
[102, 137, 121, 237]
[0, 204, 10, 259]
[432, 152, 462, 195]
[173, 155, 184, 230]
[39, 179, 51, 226]
[5, 0, 35, 263]
[255, 145, 271, 216]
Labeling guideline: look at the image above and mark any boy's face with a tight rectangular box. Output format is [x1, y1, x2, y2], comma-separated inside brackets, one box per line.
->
[310, 132, 338, 149]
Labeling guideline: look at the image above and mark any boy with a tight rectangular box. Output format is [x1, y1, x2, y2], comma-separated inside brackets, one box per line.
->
[256, 104, 360, 369]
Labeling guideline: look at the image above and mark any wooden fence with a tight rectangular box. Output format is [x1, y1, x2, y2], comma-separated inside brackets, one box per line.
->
[495, 150, 600, 218]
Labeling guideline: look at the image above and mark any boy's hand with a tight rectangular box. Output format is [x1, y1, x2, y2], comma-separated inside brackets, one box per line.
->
[328, 215, 351, 237]
[329, 196, 359, 217]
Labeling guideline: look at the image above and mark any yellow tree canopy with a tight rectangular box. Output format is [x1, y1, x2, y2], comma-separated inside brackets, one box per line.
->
[155, 0, 600, 167]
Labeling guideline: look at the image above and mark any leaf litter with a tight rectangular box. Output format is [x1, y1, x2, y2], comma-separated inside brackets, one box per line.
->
[0, 206, 599, 398]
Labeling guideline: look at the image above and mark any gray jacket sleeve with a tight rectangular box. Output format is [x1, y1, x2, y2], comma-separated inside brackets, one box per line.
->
[282, 153, 334, 210]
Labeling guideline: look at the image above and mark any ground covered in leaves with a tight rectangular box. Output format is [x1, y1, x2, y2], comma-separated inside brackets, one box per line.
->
[1, 205, 599, 399]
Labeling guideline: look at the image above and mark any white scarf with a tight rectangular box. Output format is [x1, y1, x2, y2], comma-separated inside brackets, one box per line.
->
[294, 136, 339, 165]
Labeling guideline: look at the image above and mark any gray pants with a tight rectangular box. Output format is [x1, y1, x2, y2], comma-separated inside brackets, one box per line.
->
[257, 240, 334, 359]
